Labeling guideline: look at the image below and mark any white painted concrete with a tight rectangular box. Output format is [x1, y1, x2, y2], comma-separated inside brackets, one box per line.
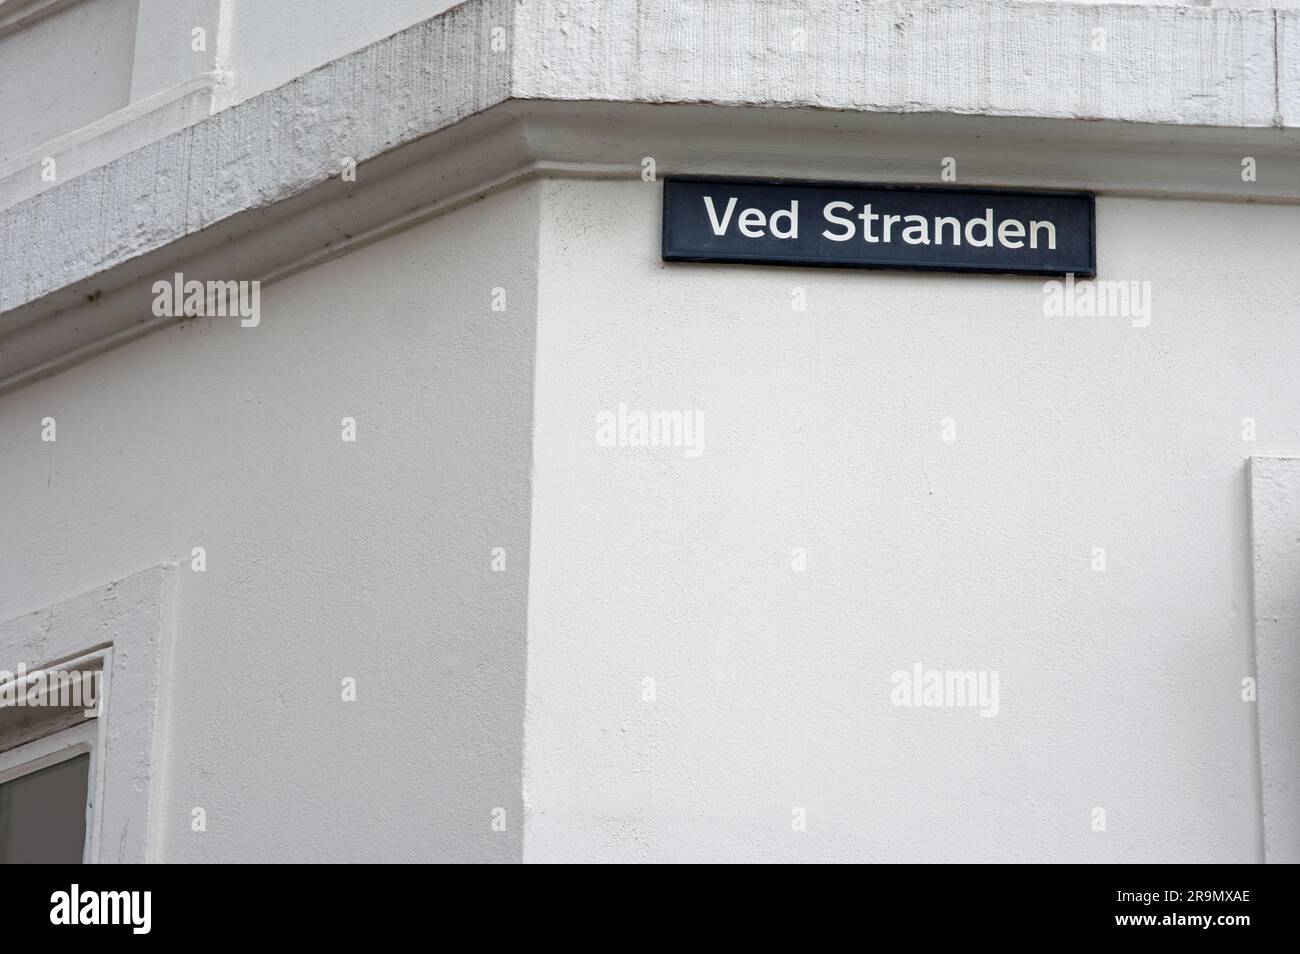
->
[126, 0, 226, 104]
[0, 0, 228, 209]
[2, 0, 1297, 863]
[0, 182, 540, 862]
[5, 0, 1296, 314]
[1248, 456, 1300, 863]
[512, 0, 1286, 126]
[1, 0, 514, 313]
[0, 0, 459, 206]
[0, 565, 175, 862]
[11, 99, 1298, 398]
[523, 177, 1298, 862]
[0, 0, 138, 161]
[4, 0, 1297, 203]
[219, 0, 461, 110]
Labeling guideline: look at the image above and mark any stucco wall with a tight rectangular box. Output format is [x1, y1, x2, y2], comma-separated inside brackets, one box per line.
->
[522, 176, 1299, 862]
[0, 181, 540, 862]
[0, 0, 139, 162]
[2, 153, 1296, 863]
[220, 0, 462, 110]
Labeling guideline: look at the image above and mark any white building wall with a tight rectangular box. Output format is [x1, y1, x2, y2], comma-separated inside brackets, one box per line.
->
[522, 177, 1298, 862]
[3, 0, 1298, 864]
[219, 0, 462, 110]
[0, 182, 540, 862]
[0, 0, 464, 205]
[0, 0, 140, 160]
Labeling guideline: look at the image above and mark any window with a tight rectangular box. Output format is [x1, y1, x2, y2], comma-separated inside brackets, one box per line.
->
[0, 565, 175, 863]
[0, 733, 93, 863]
[0, 653, 105, 863]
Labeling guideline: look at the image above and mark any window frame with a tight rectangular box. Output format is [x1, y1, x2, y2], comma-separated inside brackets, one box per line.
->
[0, 566, 174, 863]
[0, 710, 103, 864]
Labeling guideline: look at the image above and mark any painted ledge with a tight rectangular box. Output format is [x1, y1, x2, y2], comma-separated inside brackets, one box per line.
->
[1, 0, 1298, 387]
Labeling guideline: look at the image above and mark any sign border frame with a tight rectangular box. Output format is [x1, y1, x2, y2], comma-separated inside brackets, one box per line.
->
[660, 176, 1097, 278]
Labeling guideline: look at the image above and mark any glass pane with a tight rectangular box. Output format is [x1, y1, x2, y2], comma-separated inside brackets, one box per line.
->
[0, 753, 89, 863]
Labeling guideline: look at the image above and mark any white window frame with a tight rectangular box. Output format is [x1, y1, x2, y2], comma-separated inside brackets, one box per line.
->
[0, 565, 175, 863]
[0, 708, 102, 864]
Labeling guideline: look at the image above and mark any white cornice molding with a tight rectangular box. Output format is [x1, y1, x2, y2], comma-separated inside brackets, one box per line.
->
[2, 0, 1298, 391]
[0, 72, 222, 206]
[514, 0, 1291, 128]
[0, 0, 83, 38]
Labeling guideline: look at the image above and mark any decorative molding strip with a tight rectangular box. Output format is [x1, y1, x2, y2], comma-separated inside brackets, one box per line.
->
[0, 0, 514, 317]
[0, 0, 84, 38]
[513, 0, 1291, 128]
[0, 72, 222, 207]
[1248, 457, 1300, 864]
[2, 99, 1300, 395]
